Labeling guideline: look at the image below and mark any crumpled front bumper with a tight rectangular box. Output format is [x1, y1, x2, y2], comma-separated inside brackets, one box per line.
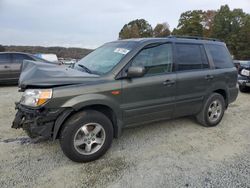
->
[12, 103, 65, 139]
[238, 75, 250, 87]
[238, 80, 250, 87]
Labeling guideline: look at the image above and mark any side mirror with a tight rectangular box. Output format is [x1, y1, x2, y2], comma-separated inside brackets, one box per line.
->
[127, 66, 146, 78]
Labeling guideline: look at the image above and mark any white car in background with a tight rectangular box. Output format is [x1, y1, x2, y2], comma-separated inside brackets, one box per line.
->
[35, 53, 59, 63]
[58, 58, 77, 67]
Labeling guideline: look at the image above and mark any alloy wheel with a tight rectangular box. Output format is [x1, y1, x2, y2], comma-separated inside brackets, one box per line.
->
[73, 123, 106, 155]
[207, 99, 222, 123]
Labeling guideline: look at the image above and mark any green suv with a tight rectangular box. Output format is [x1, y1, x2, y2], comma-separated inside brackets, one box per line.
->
[12, 36, 238, 162]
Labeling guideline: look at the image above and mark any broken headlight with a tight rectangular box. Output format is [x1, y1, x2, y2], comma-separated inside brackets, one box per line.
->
[20, 89, 53, 107]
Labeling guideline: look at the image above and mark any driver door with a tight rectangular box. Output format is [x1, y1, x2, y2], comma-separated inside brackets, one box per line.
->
[121, 43, 176, 126]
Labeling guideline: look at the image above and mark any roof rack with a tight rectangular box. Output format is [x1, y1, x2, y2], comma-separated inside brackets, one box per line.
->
[168, 35, 221, 42]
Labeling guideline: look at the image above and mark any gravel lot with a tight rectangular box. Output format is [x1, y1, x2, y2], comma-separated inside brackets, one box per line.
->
[0, 86, 249, 188]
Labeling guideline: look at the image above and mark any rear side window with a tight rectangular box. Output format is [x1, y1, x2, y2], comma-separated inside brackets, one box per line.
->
[0, 54, 11, 64]
[206, 44, 233, 69]
[176, 44, 209, 71]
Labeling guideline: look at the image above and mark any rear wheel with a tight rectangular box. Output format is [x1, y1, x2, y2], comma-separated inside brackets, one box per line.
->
[196, 93, 225, 127]
[59, 110, 113, 162]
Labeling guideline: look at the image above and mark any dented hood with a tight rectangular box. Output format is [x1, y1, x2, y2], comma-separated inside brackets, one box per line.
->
[19, 60, 99, 89]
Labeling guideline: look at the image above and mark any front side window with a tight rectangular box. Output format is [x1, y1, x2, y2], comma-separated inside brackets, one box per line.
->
[176, 44, 208, 71]
[130, 43, 173, 76]
[75, 42, 136, 75]
[206, 44, 233, 69]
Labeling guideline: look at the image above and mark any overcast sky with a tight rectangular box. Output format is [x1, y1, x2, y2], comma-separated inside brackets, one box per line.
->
[0, 0, 250, 49]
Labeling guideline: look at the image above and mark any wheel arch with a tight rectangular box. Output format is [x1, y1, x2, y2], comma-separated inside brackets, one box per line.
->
[53, 103, 122, 140]
[77, 104, 121, 138]
[212, 89, 228, 108]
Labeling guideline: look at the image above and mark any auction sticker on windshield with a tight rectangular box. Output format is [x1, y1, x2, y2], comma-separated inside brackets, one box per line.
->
[114, 48, 130, 55]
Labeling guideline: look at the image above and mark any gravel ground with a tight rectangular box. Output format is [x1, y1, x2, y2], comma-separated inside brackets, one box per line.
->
[0, 86, 249, 188]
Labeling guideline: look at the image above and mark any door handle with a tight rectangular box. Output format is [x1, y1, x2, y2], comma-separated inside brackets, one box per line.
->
[163, 80, 175, 86]
[205, 75, 214, 80]
[4, 65, 10, 68]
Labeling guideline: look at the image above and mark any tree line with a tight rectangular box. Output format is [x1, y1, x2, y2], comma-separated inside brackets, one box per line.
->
[119, 5, 250, 60]
[0, 45, 92, 59]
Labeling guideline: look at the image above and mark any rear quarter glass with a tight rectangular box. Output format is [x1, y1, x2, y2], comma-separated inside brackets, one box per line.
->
[206, 44, 234, 69]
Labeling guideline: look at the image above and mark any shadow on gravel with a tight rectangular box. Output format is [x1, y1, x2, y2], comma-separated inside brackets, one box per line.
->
[1, 136, 47, 145]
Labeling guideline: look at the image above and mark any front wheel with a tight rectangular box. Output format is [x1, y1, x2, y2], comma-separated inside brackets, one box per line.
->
[59, 110, 113, 162]
[196, 93, 225, 127]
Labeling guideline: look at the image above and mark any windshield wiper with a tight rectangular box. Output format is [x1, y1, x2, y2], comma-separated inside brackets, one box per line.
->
[77, 64, 92, 74]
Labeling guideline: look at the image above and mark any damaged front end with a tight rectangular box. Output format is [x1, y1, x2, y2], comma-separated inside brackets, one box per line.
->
[235, 60, 250, 86]
[12, 103, 67, 139]
[12, 60, 96, 139]
[19, 60, 99, 90]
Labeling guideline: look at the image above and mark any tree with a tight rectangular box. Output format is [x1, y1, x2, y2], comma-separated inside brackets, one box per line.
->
[0, 45, 5, 52]
[153, 22, 171, 37]
[202, 10, 217, 37]
[210, 5, 247, 58]
[172, 10, 204, 36]
[119, 19, 153, 39]
[233, 15, 250, 59]
[211, 5, 233, 41]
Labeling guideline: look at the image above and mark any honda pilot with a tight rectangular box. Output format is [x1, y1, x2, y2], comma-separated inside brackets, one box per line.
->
[12, 36, 238, 162]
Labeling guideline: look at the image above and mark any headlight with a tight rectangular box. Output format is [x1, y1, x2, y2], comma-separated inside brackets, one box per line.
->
[20, 89, 52, 107]
[241, 69, 250, 77]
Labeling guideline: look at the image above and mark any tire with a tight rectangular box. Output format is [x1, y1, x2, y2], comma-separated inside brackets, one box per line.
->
[239, 85, 248, 92]
[59, 110, 113, 163]
[196, 93, 225, 127]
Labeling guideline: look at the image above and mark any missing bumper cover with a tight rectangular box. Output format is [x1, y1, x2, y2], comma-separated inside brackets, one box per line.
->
[12, 103, 67, 139]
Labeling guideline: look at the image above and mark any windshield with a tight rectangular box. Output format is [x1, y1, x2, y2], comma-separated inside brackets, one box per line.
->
[75, 42, 136, 75]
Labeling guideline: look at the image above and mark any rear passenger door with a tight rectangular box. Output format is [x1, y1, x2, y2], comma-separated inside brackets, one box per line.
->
[0, 53, 12, 81]
[205, 44, 237, 90]
[174, 43, 212, 117]
[11, 54, 33, 79]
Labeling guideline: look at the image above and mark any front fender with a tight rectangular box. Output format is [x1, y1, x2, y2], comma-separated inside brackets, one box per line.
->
[61, 93, 122, 120]
[52, 94, 123, 140]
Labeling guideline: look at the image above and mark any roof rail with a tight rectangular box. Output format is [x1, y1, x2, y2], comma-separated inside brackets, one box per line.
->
[168, 35, 221, 42]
